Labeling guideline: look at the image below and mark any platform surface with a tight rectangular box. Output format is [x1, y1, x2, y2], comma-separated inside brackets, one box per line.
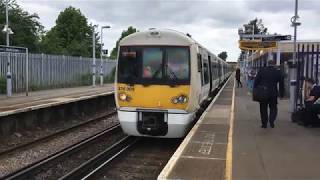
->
[0, 85, 114, 117]
[232, 84, 320, 180]
[159, 76, 320, 180]
[158, 77, 234, 180]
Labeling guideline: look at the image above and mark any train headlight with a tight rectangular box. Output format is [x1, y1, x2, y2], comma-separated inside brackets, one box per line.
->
[171, 95, 188, 104]
[119, 93, 131, 102]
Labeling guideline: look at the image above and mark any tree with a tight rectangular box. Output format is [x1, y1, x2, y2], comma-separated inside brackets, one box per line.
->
[244, 18, 268, 35]
[110, 26, 137, 59]
[239, 18, 268, 62]
[0, 0, 44, 52]
[40, 6, 100, 57]
[218, 51, 228, 61]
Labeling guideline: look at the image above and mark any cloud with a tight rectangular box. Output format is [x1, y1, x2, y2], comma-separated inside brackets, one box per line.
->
[17, 0, 320, 62]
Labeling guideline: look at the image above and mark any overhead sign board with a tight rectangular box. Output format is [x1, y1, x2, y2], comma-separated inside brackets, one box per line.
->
[0, 46, 27, 53]
[239, 34, 291, 41]
[239, 40, 277, 50]
[262, 35, 291, 41]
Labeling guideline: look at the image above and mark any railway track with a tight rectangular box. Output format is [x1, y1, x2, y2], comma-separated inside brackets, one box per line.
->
[84, 138, 181, 180]
[0, 111, 117, 157]
[60, 136, 139, 180]
[2, 123, 124, 180]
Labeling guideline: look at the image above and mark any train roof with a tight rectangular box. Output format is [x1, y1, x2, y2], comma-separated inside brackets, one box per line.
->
[119, 29, 196, 46]
[119, 28, 229, 65]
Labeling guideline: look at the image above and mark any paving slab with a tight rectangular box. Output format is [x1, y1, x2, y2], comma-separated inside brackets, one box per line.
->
[158, 77, 234, 180]
[232, 83, 320, 180]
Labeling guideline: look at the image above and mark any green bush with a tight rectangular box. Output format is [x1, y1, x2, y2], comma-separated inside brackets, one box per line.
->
[79, 73, 91, 86]
[30, 84, 41, 91]
[0, 77, 6, 94]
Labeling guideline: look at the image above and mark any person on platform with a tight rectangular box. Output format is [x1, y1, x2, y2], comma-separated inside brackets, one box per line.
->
[247, 68, 256, 92]
[235, 67, 242, 88]
[253, 59, 284, 128]
[304, 78, 320, 113]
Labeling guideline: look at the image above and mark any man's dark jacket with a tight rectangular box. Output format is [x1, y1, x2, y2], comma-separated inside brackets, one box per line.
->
[253, 66, 284, 98]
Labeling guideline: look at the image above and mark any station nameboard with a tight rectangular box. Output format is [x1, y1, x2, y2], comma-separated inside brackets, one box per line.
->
[0, 46, 27, 53]
[239, 40, 277, 50]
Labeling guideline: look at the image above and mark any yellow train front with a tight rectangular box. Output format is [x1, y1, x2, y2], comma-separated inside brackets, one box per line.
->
[115, 29, 231, 138]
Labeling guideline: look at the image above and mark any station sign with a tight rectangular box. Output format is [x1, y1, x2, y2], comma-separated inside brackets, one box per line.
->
[262, 35, 291, 41]
[239, 40, 277, 50]
[0, 46, 27, 53]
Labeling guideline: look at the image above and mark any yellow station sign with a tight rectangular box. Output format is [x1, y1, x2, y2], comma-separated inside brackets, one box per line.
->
[239, 40, 277, 50]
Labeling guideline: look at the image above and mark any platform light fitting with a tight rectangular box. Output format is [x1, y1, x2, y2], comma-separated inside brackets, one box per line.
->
[2, 25, 13, 35]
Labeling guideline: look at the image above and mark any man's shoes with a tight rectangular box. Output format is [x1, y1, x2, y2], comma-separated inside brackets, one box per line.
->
[261, 125, 267, 128]
[270, 123, 275, 128]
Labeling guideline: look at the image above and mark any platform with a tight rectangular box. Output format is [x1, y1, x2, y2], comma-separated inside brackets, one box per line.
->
[159, 76, 320, 180]
[0, 85, 114, 117]
[232, 83, 320, 180]
[158, 76, 234, 180]
[0, 85, 115, 135]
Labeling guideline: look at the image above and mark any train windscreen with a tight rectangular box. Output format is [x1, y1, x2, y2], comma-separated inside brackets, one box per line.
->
[117, 46, 190, 85]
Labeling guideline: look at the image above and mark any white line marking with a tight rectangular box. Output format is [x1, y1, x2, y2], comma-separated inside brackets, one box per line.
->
[181, 155, 226, 161]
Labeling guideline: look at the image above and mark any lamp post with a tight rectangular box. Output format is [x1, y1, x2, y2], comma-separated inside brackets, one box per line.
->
[290, 0, 301, 112]
[92, 25, 98, 87]
[100, 25, 111, 86]
[251, 24, 254, 67]
[2, 0, 14, 97]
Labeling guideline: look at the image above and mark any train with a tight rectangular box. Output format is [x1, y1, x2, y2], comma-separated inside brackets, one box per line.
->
[114, 29, 232, 138]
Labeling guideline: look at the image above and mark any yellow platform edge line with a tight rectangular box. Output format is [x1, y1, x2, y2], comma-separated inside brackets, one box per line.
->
[225, 75, 235, 180]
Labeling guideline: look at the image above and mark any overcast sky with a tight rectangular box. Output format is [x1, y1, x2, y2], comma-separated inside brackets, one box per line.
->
[17, 0, 320, 62]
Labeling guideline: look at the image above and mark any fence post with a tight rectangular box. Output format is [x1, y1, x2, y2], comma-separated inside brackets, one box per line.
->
[41, 53, 44, 87]
[63, 55, 65, 86]
[26, 48, 29, 96]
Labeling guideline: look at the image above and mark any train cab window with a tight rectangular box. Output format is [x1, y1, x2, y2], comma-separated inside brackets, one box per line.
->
[203, 61, 209, 85]
[166, 48, 189, 80]
[142, 48, 163, 79]
[118, 46, 190, 85]
[118, 47, 140, 83]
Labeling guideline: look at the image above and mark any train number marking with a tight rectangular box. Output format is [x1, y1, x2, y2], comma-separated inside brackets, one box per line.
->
[118, 86, 135, 91]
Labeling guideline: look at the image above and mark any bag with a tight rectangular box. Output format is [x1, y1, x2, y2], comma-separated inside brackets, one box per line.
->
[253, 85, 269, 102]
[293, 108, 320, 127]
[291, 108, 307, 123]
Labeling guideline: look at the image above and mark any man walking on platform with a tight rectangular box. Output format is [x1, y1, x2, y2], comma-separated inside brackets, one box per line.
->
[235, 67, 242, 88]
[253, 59, 284, 128]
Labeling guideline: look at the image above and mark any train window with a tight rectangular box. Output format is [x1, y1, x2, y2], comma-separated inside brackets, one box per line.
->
[118, 46, 190, 85]
[166, 48, 189, 80]
[197, 54, 202, 72]
[203, 61, 209, 85]
[142, 48, 163, 79]
[118, 47, 140, 83]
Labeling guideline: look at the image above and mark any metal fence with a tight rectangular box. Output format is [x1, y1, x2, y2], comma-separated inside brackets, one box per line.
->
[295, 43, 320, 109]
[0, 53, 116, 93]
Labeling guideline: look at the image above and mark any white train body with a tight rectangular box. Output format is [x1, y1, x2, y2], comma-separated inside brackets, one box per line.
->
[115, 29, 231, 138]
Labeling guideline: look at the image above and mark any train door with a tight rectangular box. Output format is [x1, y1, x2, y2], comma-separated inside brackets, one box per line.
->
[221, 63, 225, 80]
[197, 51, 210, 103]
[212, 60, 218, 89]
[218, 61, 222, 84]
[208, 55, 213, 94]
